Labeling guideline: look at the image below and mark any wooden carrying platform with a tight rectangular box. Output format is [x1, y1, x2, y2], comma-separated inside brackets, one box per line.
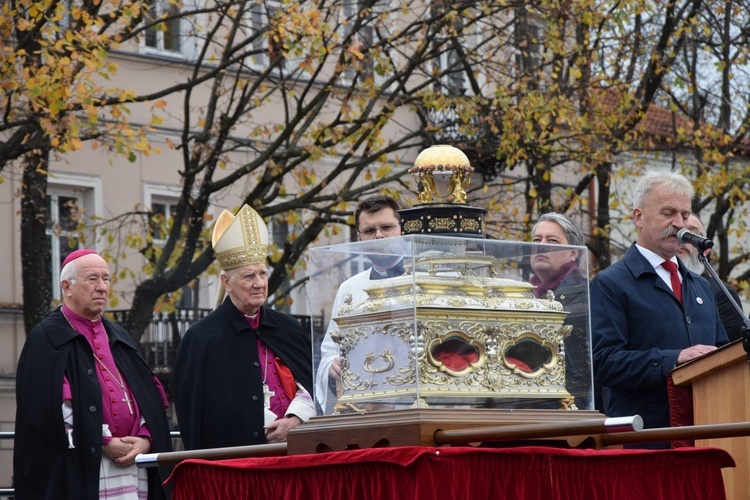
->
[671, 340, 750, 499]
[287, 408, 608, 455]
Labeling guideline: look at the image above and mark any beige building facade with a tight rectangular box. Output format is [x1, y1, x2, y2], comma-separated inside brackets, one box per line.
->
[6, 1, 749, 492]
[0, 4, 429, 483]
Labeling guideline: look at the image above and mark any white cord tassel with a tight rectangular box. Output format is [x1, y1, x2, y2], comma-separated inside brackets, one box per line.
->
[63, 400, 75, 449]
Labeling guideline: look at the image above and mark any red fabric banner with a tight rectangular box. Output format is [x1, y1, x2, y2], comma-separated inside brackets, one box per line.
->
[667, 372, 695, 448]
[167, 445, 734, 499]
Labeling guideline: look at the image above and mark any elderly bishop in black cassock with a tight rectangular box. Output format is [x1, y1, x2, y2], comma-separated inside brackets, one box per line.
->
[173, 205, 314, 450]
[14, 249, 173, 500]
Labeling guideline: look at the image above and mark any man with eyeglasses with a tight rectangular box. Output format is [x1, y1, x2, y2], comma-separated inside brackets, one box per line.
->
[14, 249, 173, 499]
[315, 195, 404, 412]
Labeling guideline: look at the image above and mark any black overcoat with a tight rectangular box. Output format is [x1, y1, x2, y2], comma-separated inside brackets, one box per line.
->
[555, 271, 592, 408]
[13, 308, 173, 500]
[173, 299, 313, 450]
[703, 271, 746, 343]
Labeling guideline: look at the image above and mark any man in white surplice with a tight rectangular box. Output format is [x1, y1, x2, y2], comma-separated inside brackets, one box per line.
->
[315, 195, 404, 412]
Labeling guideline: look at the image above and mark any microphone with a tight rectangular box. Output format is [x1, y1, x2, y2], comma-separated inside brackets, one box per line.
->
[676, 228, 714, 251]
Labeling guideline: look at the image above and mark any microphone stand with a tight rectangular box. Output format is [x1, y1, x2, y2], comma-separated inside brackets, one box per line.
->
[697, 252, 750, 360]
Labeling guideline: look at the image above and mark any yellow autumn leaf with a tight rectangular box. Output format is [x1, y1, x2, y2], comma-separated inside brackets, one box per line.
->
[375, 163, 392, 179]
[287, 211, 302, 224]
[347, 42, 365, 60]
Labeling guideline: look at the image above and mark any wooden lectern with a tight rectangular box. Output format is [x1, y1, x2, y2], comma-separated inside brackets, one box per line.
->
[671, 339, 750, 499]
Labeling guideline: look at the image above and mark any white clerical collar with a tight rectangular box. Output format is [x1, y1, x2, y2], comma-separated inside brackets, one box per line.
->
[371, 268, 389, 278]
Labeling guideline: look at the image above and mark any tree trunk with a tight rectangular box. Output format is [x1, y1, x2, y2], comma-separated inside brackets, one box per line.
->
[122, 285, 162, 344]
[594, 163, 613, 271]
[21, 150, 53, 333]
[534, 159, 553, 214]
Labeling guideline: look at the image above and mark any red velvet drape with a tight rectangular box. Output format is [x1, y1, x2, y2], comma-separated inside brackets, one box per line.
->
[166, 445, 734, 499]
[667, 372, 696, 448]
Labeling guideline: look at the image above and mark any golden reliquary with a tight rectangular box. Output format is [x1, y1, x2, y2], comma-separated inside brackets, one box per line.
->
[331, 253, 576, 412]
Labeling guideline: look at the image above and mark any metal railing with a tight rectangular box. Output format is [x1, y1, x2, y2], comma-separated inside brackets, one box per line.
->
[109, 309, 213, 373]
[3, 309, 325, 497]
[107, 309, 325, 374]
[0, 430, 184, 497]
[0, 431, 11, 498]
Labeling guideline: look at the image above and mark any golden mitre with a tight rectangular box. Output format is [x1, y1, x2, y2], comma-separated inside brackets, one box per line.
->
[212, 204, 269, 271]
[212, 204, 269, 309]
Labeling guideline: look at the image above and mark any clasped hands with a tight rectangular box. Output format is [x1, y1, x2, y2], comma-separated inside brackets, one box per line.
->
[103, 436, 151, 467]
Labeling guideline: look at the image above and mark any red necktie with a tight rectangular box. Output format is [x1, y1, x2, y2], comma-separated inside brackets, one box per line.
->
[662, 260, 682, 304]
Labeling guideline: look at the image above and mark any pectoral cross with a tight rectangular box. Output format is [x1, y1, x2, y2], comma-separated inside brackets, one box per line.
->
[262, 384, 275, 409]
[121, 389, 134, 415]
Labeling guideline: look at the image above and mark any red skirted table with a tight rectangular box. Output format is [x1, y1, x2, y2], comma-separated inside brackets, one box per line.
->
[166, 445, 734, 499]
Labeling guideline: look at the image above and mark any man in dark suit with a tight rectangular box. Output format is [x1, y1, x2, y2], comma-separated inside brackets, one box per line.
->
[591, 171, 728, 447]
[678, 214, 747, 342]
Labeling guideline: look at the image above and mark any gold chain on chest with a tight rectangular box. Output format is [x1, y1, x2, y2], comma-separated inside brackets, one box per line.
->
[61, 309, 134, 415]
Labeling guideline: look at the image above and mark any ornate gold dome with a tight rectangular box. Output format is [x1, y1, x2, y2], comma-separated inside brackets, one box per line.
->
[408, 145, 474, 205]
[409, 144, 473, 173]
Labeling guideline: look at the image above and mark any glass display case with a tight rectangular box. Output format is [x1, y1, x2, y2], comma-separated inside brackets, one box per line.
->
[309, 234, 593, 416]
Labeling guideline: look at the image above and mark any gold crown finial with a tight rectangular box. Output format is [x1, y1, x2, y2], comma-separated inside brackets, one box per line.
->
[408, 145, 474, 204]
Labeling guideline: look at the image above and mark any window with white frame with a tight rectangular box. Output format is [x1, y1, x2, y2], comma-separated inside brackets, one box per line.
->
[47, 176, 101, 302]
[143, 0, 183, 56]
[432, 7, 484, 96]
[340, 0, 392, 86]
[143, 184, 184, 245]
[513, 6, 543, 83]
[342, 0, 374, 84]
[149, 197, 181, 243]
[438, 41, 467, 96]
[144, 184, 201, 308]
[266, 213, 292, 312]
[246, 0, 292, 74]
